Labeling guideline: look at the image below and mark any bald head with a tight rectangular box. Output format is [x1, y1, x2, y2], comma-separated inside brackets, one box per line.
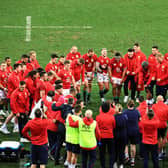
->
[157, 95, 164, 102]
[85, 110, 93, 118]
[71, 46, 78, 53]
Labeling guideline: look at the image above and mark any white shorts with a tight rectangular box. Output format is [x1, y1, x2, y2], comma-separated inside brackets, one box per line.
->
[0, 90, 6, 100]
[97, 73, 109, 83]
[63, 89, 70, 96]
[85, 72, 93, 81]
[76, 80, 81, 86]
[111, 77, 122, 85]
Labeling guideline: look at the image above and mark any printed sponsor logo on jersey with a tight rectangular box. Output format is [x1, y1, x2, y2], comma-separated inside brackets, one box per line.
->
[88, 63, 92, 67]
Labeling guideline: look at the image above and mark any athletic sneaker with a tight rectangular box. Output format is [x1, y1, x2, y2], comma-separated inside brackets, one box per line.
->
[0, 110, 6, 116]
[113, 162, 118, 168]
[158, 152, 164, 160]
[123, 96, 129, 103]
[20, 138, 30, 143]
[0, 126, 10, 134]
[119, 164, 124, 168]
[62, 142, 66, 146]
[130, 161, 135, 167]
[64, 160, 69, 166]
[136, 98, 139, 103]
[70, 164, 76, 168]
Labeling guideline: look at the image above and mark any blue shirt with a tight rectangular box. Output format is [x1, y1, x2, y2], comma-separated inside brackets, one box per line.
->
[123, 108, 140, 136]
[114, 113, 127, 140]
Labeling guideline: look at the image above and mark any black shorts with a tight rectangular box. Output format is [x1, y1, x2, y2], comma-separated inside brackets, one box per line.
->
[158, 128, 167, 138]
[147, 80, 156, 93]
[156, 85, 167, 97]
[66, 142, 80, 154]
[127, 134, 139, 145]
[31, 144, 48, 165]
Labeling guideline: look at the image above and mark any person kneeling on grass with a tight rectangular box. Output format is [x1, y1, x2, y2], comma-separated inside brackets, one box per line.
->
[64, 104, 82, 168]
[68, 109, 101, 168]
[22, 108, 56, 168]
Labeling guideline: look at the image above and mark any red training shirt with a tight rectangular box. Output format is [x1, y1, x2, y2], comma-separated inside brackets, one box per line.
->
[141, 114, 160, 145]
[22, 118, 53, 145]
[10, 88, 30, 114]
[82, 53, 97, 72]
[97, 56, 110, 74]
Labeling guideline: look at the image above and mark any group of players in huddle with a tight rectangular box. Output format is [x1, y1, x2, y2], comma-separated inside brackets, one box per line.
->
[0, 44, 168, 168]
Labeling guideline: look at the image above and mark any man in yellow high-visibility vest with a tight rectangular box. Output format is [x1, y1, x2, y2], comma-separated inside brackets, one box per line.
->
[68, 109, 101, 168]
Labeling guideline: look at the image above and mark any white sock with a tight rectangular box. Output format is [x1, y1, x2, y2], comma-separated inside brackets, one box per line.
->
[131, 158, 135, 162]
[125, 153, 129, 158]
[14, 123, 18, 128]
[101, 98, 105, 102]
[2, 123, 6, 128]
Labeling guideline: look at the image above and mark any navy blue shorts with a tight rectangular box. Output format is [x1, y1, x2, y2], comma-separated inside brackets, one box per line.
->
[127, 134, 139, 145]
[158, 128, 167, 138]
[66, 142, 80, 154]
[31, 144, 48, 165]
[156, 85, 167, 98]
[147, 80, 156, 93]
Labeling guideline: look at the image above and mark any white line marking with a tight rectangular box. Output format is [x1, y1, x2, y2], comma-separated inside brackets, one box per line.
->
[25, 16, 31, 42]
[0, 26, 25, 28]
[32, 25, 93, 29]
[0, 25, 93, 29]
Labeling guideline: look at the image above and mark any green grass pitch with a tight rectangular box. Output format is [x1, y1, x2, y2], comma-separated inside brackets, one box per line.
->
[0, 0, 168, 167]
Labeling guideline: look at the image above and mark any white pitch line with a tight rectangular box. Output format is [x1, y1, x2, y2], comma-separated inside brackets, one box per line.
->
[25, 16, 31, 42]
[0, 26, 25, 29]
[0, 25, 93, 29]
[32, 25, 93, 29]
